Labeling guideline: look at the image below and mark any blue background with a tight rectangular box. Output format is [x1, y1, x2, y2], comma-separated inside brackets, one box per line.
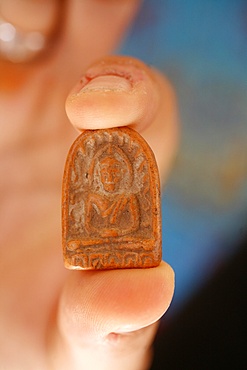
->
[120, 0, 247, 314]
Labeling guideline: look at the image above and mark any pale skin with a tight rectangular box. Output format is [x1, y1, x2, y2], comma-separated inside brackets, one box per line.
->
[0, 1, 179, 369]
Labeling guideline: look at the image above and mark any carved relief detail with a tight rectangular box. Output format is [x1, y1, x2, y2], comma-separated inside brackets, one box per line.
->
[62, 127, 161, 269]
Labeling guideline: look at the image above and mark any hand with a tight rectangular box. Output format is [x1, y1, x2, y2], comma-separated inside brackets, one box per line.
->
[0, 1, 178, 369]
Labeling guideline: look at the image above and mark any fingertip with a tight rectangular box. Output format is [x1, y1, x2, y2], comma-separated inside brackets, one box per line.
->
[58, 261, 174, 346]
[65, 56, 159, 132]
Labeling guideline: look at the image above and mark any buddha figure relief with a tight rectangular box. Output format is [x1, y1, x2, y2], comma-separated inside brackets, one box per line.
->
[85, 145, 140, 238]
[62, 127, 161, 269]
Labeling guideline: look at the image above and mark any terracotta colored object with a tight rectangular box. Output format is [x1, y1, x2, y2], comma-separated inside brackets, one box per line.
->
[62, 127, 161, 270]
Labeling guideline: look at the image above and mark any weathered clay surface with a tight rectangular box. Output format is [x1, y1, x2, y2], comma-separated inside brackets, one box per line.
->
[62, 127, 161, 269]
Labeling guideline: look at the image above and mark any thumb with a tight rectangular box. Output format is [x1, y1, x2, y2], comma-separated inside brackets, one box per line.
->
[50, 262, 174, 370]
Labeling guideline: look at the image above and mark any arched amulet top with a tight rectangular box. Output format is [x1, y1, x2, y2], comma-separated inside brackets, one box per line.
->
[62, 126, 161, 270]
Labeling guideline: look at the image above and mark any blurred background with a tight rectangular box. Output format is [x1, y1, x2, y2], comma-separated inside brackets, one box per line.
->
[120, 0, 247, 315]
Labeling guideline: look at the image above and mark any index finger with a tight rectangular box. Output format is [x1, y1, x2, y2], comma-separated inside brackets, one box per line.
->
[65, 55, 179, 182]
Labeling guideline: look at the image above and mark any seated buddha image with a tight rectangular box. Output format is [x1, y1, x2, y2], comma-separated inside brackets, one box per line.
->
[85, 145, 140, 238]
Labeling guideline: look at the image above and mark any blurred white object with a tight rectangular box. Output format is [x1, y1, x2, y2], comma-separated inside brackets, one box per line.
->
[0, 16, 46, 62]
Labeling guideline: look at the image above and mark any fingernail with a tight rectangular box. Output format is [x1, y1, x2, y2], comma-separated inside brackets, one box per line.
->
[66, 58, 157, 130]
[78, 74, 132, 93]
[74, 60, 147, 95]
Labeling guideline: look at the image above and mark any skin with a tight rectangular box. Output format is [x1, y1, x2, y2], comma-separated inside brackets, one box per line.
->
[0, 1, 179, 369]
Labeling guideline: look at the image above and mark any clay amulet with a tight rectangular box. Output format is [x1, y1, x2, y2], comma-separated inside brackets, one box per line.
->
[62, 127, 161, 270]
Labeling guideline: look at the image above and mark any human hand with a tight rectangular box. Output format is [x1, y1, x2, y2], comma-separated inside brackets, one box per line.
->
[0, 1, 178, 369]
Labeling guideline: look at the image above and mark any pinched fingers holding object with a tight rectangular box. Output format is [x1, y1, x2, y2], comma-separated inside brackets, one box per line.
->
[50, 55, 178, 370]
